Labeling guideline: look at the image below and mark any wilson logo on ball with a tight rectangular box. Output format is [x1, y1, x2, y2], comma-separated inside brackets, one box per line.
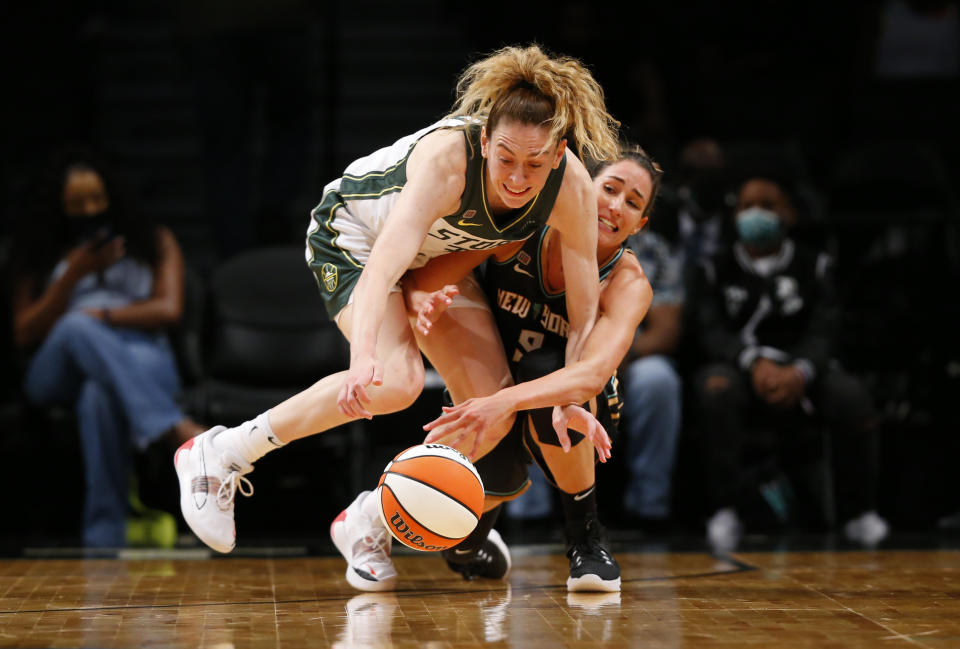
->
[424, 443, 470, 463]
[388, 512, 448, 551]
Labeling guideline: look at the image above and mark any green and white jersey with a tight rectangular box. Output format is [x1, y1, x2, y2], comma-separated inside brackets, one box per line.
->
[306, 117, 566, 272]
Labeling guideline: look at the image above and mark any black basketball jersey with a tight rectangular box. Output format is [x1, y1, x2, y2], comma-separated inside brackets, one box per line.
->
[479, 225, 624, 370]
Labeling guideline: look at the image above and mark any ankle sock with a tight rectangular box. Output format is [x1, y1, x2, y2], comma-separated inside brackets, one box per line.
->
[213, 411, 285, 464]
[560, 484, 598, 542]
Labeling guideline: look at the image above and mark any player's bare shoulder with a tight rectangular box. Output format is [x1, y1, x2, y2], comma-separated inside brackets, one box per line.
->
[555, 150, 593, 203]
[548, 150, 595, 233]
[602, 250, 651, 309]
[612, 248, 647, 283]
[406, 128, 468, 210]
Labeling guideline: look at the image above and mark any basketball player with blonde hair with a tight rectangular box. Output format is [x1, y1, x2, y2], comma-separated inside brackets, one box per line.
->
[402, 145, 662, 592]
[174, 44, 620, 591]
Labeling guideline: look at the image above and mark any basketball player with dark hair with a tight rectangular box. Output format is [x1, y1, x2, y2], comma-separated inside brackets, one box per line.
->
[401, 145, 664, 591]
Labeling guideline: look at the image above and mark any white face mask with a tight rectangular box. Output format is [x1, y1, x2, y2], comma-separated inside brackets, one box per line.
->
[735, 206, 782, 247]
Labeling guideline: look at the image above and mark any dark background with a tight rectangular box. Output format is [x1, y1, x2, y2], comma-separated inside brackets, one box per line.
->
[1, 0, 958, 547]
[2, 1, 958, 259]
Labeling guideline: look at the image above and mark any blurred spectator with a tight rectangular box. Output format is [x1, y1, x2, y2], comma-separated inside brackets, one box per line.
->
[8, 147, 205, 548]
[873, 1, 958, 79]
[618, 227, 684, 529]
[650, 137, 733, 278]
[842, 2, 960, 146]
[687, 172, 889, 552]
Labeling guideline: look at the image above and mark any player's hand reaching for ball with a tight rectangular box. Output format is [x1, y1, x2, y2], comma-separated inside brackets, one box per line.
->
[422, 394, 514, 460]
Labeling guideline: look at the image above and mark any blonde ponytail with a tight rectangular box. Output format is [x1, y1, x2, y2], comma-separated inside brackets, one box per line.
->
[446, 44, 620, 164]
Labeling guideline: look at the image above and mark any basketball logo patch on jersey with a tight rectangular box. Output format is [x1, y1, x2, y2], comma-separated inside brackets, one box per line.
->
[321, 263, 338, 292]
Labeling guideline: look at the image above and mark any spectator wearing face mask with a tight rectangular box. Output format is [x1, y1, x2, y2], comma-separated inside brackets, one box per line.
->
[8, 147, 205, 548]
[686, 172, 888, 553]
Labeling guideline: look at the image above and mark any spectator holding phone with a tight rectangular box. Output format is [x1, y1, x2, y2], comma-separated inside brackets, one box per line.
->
[8, 147, 204, 548]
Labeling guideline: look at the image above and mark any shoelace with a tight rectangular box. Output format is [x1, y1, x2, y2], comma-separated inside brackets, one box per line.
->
[216, 471, 254, 510]
[354, 524, 392, 567]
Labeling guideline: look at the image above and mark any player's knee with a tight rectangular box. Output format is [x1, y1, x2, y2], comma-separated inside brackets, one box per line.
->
[392, 372, 425, 412]
[377, 356, 425, 412]
[373, 385, 422, 414]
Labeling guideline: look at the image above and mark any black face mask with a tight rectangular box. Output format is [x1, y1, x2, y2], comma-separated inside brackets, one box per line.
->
[65, 209, 114, 243]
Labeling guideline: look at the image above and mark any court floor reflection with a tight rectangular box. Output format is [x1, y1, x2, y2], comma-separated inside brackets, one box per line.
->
[0, 546, 957, 648]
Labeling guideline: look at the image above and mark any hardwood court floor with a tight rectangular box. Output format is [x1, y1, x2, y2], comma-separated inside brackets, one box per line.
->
[1, 543, 959, 648]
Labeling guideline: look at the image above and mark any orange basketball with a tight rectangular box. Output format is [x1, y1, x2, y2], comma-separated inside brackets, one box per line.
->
[376, 443, 485, 551]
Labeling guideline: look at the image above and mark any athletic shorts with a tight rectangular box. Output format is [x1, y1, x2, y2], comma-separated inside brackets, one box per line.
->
[306, 190, 367, 320]
[471, 348, 621, 498]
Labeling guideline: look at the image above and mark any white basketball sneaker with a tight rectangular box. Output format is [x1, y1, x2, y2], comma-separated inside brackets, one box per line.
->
[174, 426, 254, 553]
[331, 491, 398, 592]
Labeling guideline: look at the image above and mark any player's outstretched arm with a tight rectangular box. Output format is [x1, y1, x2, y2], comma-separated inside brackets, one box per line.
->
[424, 257, 651, 460]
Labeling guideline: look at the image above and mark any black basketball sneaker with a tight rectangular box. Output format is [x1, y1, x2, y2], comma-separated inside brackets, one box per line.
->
[444, 529, 512, 580]
[566, 518, 621, 592]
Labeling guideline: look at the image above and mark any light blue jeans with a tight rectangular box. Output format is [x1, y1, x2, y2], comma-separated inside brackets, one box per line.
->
[24, 312, 184, 547]
[621, 355, 682, 519]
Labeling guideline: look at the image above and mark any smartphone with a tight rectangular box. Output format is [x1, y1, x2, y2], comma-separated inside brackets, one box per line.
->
[91, 227, 117, 249]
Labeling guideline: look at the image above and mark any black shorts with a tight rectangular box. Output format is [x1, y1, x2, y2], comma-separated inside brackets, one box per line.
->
[471, 348, 621, 497]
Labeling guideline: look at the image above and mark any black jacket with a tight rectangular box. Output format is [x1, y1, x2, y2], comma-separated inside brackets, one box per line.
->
[689, 238, 839, 382]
